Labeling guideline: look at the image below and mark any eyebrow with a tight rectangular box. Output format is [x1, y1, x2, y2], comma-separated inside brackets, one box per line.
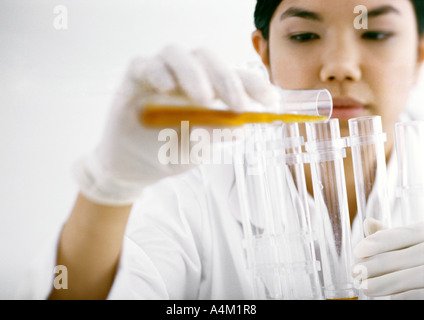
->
[367, 5, 401, 18]
[280, 7, 323, 22]
[279, 5, 401, 22]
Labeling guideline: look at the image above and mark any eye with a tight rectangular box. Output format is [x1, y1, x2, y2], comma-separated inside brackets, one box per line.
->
[289, 33, 320, 43]
[361, 31, 394, 41]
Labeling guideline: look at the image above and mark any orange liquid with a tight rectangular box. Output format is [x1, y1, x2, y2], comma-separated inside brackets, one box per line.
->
[140, 104, 327, 127]
[326, 297, 358, 300]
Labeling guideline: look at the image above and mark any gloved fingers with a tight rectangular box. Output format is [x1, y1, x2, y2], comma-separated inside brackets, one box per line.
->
[123, 47, 276, 113]
[354, 221, 424, 259]
[391, 288, 424, 300]
[363, 217, 386, 237]
[127, 56, 177, 94]
[353, 242, 424, 280]
[192, 47, 251, 111]
[160, 44, 215, 106]
[360, 265, 424, 298]
[236, 68, 280, 108]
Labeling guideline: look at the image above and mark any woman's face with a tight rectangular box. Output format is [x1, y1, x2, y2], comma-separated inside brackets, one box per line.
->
[253, 0, 423, 146]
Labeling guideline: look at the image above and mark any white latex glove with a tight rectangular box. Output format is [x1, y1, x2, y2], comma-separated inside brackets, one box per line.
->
[353, 218, 424, 299]
[73, 45, 279, 206]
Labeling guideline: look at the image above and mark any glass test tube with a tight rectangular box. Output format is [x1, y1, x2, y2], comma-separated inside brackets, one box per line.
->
[305, 119, 358, 300]
[264, 123, 322, 299]
[276, 88, 333, 118]
[141, 88, 333, 127]
[234, 123, 291, 300]
[277, 123, 322, 300]
[395, 121, 424, 225]
[349, 116, 391, 235]
[234, 122, 322, 299]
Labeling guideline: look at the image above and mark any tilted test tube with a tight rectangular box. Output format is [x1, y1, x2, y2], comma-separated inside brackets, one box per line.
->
[141, 88, 332, 127]
[305, 119, 358, 300]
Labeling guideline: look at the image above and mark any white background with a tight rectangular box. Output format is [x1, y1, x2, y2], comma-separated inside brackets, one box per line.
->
[1, 0, 424, 300]
[0, 0, 258, 299]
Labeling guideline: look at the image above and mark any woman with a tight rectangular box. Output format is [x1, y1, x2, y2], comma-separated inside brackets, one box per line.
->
[42, 0, 424, 300]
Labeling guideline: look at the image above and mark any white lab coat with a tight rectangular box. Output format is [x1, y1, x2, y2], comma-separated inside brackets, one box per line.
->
[18, 111, 423, 300]
[109, 162, 254, 299]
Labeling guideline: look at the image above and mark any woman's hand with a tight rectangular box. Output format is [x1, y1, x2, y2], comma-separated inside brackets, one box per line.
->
[73, 45, 279, 206]
[353, 218, 424, 299]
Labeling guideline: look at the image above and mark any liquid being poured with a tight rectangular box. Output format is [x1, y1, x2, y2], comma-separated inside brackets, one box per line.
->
[141, 105, 327, 127]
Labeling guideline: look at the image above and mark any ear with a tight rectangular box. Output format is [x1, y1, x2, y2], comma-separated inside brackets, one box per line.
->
[414, 36, 424, 84]
[252, 30, 270, 68]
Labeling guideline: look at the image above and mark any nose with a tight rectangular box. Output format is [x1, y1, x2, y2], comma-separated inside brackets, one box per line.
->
[320, 35, 362, 83]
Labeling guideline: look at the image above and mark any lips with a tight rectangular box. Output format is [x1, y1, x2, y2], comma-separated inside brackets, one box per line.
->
[331, 97, 366, 120]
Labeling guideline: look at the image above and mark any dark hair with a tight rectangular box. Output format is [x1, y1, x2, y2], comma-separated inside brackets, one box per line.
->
[413, 0, 424, 35]
[254, 0, 282, 40]
[254, 0, 424, 39]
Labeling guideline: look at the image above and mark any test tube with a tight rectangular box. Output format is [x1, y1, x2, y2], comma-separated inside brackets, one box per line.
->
[262, 123, 322, 300]
[395, 121, 424, 226]
[140, 88, 333, 127]
[276, 88, 333, 118]
[305, 119, 358, 300]
[234, 122, 322, 299]
[277, 123, 323, 300]
[233, 123, 291, 299]
[349, 116, 391, 235]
